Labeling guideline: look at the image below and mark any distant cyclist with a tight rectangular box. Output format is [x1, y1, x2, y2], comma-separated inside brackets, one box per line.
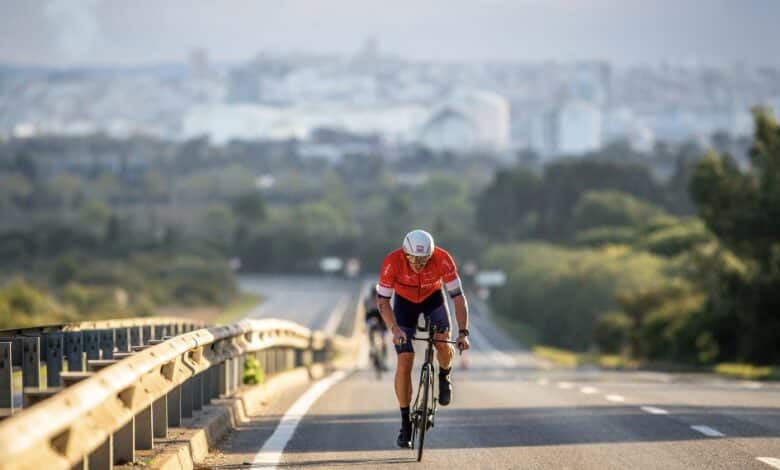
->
[375, 229, 470, 448]
[364, 287, 388, 373]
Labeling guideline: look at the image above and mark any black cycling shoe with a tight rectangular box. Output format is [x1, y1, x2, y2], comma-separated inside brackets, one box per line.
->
[438, 369, 452, 406]
[397, 421, 412, 448]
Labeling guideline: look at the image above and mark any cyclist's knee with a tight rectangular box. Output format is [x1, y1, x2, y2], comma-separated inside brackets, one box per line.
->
[397, 352, 414, 371]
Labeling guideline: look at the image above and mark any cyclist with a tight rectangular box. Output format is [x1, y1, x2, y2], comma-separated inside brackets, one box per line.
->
[364, 287, 388, 372]
[375, 229, 471, 448]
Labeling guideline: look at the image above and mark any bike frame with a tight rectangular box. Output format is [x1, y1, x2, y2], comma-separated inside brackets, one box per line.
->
[408, 317, 457, 462]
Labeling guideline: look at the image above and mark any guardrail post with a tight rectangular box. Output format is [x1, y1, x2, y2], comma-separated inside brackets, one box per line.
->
[0, 342, 13, 412]
[99, 329, 114, 359]
[193, 373, 203, 411]
[135, 402, 154, 450]
[153, 395, 168, 438]
[167, 386, 181, 427]
[275, 348, 284, 375]
[201, 369, 210, 404]
[45, 333, 64, 387]
[87, 437, 112, 470]
[84, 331, 100, 360]
[65, 331, 84, 372]
[181, 378, 194, 418]
[219, 361, 228, 396]
[210, 365, 219, 400]
[115, 328, 130, 353]
[234, 356, 242, 388]
[130, 326, 143, 347]
[112, 416, 135, 464]
[286, 347, 295, 371]
[154, 325, 167, 340]
[22, 336, 40, 390]
[142, 325, 153, 344]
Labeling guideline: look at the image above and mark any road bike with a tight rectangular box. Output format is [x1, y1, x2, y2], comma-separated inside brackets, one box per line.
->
[408, 317, 458, 462]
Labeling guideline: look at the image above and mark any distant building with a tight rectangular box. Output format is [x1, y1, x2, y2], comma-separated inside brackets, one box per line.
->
[557, 100, 602, 155]
[419, 90, 510, 152]
[189, 48, 211, 80]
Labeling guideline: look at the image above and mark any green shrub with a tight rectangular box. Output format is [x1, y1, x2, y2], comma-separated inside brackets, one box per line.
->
[485, 243, 670, 351]
[636, 218, 712, 257]
[243, 355, 265, 384]
[574, 226, 637, 247]
[593, 312, 632, 354]
[573, 190, 667, 232]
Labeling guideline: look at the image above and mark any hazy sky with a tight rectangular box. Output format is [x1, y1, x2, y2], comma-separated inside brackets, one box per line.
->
[1, 0, 777, 67]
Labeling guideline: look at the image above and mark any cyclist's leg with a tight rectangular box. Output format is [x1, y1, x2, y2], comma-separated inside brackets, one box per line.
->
[423, 291, 454, 406]
[424, 291, 454, 369]
[393, 295, 418, 406]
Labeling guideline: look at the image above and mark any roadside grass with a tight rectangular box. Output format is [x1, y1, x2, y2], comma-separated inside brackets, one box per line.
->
[532, 345, 639, 370]
[216, 293, 263, 325]
[714, 363, 778, 380]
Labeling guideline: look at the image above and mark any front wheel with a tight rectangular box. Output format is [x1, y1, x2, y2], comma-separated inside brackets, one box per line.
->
[415, 365, 431, 462]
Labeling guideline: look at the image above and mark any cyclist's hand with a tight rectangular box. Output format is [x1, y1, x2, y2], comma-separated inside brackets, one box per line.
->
[391, 325, 407, 346]
[456, 334, 470, 354]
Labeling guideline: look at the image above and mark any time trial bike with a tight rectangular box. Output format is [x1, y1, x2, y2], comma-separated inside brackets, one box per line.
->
[408, 317, 460, 462]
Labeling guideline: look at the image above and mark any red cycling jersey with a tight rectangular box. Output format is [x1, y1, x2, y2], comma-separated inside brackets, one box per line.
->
[376, 247, 463, 303]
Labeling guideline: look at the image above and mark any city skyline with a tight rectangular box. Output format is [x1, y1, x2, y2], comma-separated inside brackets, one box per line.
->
[0, 0, 778, 67]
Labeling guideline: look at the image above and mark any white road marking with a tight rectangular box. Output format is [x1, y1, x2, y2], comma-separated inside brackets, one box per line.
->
[253, 370, 348, 468]
[580, 386, 599, 394]
[741, 381, 763, 389]
[605, 394, 625, 402]
[757, 457, 780, 469]
[557, 382, 574, 389]
[536, 378, 549, 386]
[691, 425, 725, 437]
[640, 406, 669, 415]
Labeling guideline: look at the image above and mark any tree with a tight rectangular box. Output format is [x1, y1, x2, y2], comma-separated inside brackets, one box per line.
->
[573, 190, 666, 232]
[476, 167, 541, 241]
[689, 108, 780, 363]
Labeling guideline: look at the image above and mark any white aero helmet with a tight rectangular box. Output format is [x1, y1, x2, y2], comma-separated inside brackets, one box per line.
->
[402, 229, 435, 258]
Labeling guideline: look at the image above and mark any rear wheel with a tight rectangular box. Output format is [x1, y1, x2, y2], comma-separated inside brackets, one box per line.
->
[415, 365, 431, 462]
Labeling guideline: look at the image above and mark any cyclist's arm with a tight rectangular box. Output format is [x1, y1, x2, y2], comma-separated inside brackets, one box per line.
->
[452, 293, 469, 333]
[375, 295, 397, 331]
[440, 249, 469, 334]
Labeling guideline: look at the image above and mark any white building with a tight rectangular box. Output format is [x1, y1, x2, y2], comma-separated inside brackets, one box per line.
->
[419, 90, 510, 151]
[557, 100, 602, 155]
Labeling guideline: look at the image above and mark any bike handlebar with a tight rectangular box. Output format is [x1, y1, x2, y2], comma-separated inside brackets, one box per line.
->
[408, 336, 457, 344]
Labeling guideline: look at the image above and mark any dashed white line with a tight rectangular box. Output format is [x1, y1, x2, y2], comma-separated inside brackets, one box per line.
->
[640, 406, 668, 415]
[536, 378, 549, 386]
[691, 425, 725, 437]
[741, 381, 763, 389]
[253, 370, 348, 468]
[557, 382, 574, 389]
[605, 394, 625, 402]
[757, 457, 780, 469]
[580, 386, 599, 394]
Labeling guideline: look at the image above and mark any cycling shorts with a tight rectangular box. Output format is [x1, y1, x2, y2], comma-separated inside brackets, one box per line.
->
[394, 289, 451, 354]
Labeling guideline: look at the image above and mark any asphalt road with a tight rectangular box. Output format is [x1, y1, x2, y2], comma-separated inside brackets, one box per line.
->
[238, 275, 364, 334]
[201, 283, 780, 469]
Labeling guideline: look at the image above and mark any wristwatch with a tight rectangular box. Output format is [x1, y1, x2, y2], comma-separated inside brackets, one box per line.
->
[458, 328, 469, 337]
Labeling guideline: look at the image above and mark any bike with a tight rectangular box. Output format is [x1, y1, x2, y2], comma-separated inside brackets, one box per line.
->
[408, 317, 459, 462]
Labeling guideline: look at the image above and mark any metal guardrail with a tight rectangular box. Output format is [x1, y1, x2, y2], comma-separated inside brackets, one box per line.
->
[0, 317, 208, 412]
[0, 317, 346, 470]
